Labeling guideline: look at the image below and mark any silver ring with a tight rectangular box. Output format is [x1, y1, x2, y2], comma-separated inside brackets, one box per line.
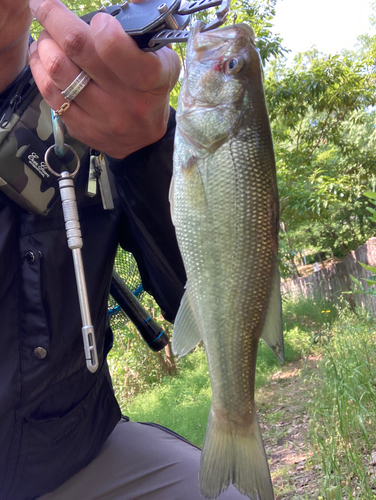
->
[61, 70, 91, 102]
[44, 143, 81, 178]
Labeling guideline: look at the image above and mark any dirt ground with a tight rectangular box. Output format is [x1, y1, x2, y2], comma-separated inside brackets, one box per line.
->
[256, 356, 324, 499]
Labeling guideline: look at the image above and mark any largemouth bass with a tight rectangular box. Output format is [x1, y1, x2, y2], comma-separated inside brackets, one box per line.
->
[170, 21, 284, 500]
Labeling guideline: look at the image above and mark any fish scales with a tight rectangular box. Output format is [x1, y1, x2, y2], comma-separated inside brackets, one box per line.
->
[170, 21, 283, 500]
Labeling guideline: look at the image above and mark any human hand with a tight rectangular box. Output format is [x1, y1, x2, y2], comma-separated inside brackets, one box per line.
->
[29, 0, 180, 158]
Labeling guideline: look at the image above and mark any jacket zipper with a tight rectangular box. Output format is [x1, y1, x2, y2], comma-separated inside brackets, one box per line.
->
[0, 67, 36, 129]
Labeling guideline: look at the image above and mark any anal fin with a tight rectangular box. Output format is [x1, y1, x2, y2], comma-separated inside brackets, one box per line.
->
[172, 287, 202, 358]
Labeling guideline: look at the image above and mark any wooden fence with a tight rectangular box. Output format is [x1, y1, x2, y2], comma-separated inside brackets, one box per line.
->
[281, 237, 376, 315]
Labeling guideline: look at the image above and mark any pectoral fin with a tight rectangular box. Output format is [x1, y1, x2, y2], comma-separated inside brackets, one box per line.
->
[168, 175, 175, 226]
[260, 266, 284, 362]
[172, 287, 202, 358]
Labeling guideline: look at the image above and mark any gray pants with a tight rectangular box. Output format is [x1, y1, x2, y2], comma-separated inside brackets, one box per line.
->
[39, 419, 248, 500]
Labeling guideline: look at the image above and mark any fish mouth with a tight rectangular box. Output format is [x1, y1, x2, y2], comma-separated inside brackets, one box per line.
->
[178, 101, 244, 123]
[180, 102, 229, 113]
[177, 102, 238, 125]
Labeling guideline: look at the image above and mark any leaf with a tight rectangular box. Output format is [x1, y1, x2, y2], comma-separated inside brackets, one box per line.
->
[364, 278, 376, 286]
[363, 191, 376, 200]
[359, 262, 376, 273]
[350, 275, 362, 287]
[365, 207, 376, 214]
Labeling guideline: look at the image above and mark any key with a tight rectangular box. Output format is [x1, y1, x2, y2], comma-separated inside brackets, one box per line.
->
[86, 153, 98, 198]
[45, 144, 99, 373]
[96, 154, 114, 210]
[86, 151, 114, 210]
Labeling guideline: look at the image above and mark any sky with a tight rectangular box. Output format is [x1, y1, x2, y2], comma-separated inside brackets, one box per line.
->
[272, 0, 374, 58]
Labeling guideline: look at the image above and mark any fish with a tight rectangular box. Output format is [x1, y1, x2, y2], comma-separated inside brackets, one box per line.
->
[170, 20, 284, 500]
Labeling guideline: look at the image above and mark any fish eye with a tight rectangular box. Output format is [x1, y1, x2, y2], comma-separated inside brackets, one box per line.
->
[225, 57, 244, 75]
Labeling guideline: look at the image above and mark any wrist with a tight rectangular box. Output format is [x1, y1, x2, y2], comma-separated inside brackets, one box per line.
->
[107, 105, 174, 161]
[108, 106, 176, 172]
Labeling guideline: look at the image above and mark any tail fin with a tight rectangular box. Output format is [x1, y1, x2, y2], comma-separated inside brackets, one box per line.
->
[199, 407, 274, 500]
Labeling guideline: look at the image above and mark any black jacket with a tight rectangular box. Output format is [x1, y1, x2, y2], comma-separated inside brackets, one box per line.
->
[0, 98, 186, 499]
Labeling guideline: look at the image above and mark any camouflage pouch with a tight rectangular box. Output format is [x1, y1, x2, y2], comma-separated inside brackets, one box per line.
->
[0, 71, 88, 215]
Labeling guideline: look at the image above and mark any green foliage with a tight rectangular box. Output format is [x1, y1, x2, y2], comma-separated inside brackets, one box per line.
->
[229, 0, 285, 63]
[364, 190, 376, 224]
[308, 307, 376, 499]
[121, 347, 212, 446]
[282, 295, 339, 332]
[268, 35, 376, 273]
[108, 312, 169, 399]
[348, 262, 376, 298]
[109, 295, 180, 398]
[60, 0, 98, 13]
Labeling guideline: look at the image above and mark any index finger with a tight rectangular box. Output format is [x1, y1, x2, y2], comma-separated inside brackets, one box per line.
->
[90, 13, 180, 92]
[30, 0, 102, 71]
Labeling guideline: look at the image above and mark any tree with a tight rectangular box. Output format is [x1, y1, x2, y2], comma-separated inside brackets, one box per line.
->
[265, 39, 376, 273]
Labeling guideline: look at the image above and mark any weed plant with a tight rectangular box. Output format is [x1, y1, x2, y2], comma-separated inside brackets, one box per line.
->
[121, 347, 212, 446]
[108, 287, 178, 399]
[108, 312, 166, 399]
[308, 307, 376, 499]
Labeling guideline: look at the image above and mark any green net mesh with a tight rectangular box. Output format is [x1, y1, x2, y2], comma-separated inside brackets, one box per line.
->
[113, 247, 144, 297]
[108, 247, 145, 328]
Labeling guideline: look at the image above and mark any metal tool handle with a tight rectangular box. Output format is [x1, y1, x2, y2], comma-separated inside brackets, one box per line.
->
[58, 172, 99, 373]
[58, 173, 82, 250]
[80, 0, 230, 51]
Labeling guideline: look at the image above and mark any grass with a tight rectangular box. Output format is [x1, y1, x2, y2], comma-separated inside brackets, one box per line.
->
[307, 307, 376, 499]
[121, 348, 212, 446]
